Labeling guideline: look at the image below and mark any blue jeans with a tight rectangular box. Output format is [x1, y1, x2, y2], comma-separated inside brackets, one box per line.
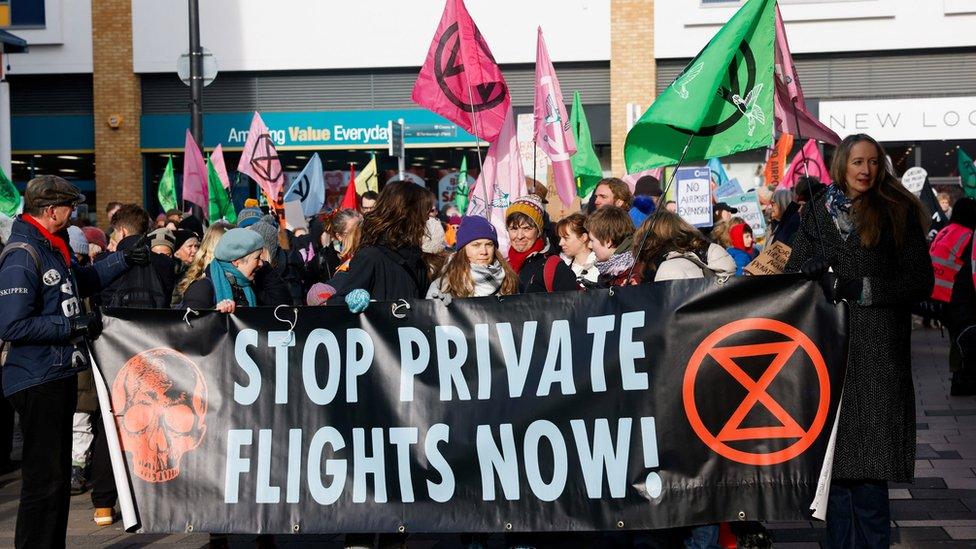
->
[684, 524, 720, 549]
[825, 480, 890, 548]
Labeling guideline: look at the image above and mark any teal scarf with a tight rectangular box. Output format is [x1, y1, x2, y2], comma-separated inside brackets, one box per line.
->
[209, 259, 256, 307]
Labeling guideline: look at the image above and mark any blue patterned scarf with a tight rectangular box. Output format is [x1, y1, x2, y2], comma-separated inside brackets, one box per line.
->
[824, 185, 856, 242]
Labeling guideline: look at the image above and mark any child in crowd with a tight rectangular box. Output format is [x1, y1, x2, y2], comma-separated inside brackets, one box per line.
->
[726, 222, 760, 275]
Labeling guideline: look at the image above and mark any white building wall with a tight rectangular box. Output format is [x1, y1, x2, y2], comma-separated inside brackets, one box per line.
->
[4, 0, 93, 74]
[655, 0, 976, 59]
[130, 0, 611, 74]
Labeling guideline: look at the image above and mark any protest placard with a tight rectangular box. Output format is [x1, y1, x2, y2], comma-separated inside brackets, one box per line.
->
[744, 241, 792, 275]
[725, 191, 767, 237]
[675, 167, 713, 227]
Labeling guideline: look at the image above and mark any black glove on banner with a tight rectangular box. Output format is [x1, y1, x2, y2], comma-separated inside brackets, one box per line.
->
[801, 257, 831, 280]
[123, 234, 151, 266]
[819, 272, 864, 304]
[69, 312, 102, 340]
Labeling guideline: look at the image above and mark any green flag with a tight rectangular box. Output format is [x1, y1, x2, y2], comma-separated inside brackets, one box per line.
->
[0, 165, 20, 217]
[625, 0, 776, 172]
[454, 156, 469, 213]
[958, 148, 976, 199]
[157, 156, 178, 213]
[208, 160, 237, 223]
[569, 90, 603, 198]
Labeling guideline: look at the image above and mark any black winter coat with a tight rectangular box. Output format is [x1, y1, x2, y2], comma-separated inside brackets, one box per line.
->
[97, 234, 177, 308]
[785, 192, 934, 482]
[515, 242, 578, 294]
[328, 244, 429, 301]
[182, 263, 292, 309]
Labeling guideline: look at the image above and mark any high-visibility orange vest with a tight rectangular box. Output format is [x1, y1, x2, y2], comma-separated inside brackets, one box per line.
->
[929, 223, 973, 302]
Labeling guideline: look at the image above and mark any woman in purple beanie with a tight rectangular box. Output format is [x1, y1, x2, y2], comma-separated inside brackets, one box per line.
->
[426, 215, 519, 299]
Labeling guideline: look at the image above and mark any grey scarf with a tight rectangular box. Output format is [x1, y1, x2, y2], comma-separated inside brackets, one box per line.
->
[470, 261, 508, 296]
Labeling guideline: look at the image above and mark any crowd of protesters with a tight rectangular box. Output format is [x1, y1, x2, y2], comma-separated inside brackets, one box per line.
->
[0, 132, 968, 549]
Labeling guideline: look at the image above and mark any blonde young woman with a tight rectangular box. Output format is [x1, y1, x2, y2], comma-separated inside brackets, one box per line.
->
[172, 221, 232, 306]
[426, 215, 518, 299]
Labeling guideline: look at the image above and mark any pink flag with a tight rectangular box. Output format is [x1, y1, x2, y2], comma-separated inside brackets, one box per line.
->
[623, 168, 665, 193]
[182, 130, 209, 213]
[465, 107, 526, 254]
[411, 0, 510, 142]
[773, 6, 840, 145]
[533, 27, 577, 209]
[209, 144, 230, 189]
[237, 112, 284, 201]
[781, 139, 832, 189]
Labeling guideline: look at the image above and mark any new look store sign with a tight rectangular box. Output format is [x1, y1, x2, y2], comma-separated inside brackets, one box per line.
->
[819, 96, 976, 142]
[141, 110, 476, 150]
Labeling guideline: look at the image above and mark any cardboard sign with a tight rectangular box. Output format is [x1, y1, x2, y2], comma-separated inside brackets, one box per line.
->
[901, 167, 927, 196]
[744, 241, 792, 276]
[675, 167, 713, 228]
[283, 200, 309, 232]
[724, 191, 767, 238]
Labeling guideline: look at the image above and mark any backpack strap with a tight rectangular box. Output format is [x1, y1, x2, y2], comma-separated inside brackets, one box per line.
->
[0, 242, 42, 276]
[543, 255, 562, 293]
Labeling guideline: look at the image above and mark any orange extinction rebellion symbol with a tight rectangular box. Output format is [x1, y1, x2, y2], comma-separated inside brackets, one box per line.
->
[682, 318, 830, 466]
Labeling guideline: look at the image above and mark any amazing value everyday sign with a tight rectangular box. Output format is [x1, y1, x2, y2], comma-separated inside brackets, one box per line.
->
[92, 277, 847, 534]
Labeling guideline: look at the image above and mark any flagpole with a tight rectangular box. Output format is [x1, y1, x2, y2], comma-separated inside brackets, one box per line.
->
[627, 131, 696, 283]
[790, 99, 810, 177]
[464, 85, 491, 211]
[532, 138, 537, 192]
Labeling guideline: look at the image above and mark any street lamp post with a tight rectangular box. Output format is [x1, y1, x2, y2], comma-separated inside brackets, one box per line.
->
[187, 0, 204, 219]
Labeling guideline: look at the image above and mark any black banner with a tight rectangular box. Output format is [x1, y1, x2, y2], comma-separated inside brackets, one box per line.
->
[91, 275, 847, 534]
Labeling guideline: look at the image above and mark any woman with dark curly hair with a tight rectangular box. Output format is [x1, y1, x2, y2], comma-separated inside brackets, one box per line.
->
[785, 133, 934, 548]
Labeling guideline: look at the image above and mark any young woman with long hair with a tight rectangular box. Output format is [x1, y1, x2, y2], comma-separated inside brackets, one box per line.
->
[556, 213, 598, 287]
[634, 210, 735, 281]
[317, 181, 434, 303]
[426, 215, 519, 299]
[785, 133, 934, 547]
[172, 221, 232, 306]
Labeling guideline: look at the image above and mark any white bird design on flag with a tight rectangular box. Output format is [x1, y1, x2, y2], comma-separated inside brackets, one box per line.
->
[732, 83, 765, 137]
[674, 62, 704, 100]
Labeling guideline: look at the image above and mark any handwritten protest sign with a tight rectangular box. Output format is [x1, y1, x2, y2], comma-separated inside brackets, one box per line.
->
[745, 241, 792, 275]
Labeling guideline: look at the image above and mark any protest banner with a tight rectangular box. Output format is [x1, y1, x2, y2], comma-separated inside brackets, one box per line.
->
[675, 167, 713, 228]
[744, 241, 792, 276]
[725, 191, 767, 237]
[92, 276, 846, 534]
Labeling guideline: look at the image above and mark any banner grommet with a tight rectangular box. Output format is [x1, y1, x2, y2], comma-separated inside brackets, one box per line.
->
[397, 525, 406, 533]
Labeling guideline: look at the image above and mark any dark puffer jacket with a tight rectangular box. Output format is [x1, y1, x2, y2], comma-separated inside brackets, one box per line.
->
[515, 241, 578, 294]
[328, 244, 429, 301]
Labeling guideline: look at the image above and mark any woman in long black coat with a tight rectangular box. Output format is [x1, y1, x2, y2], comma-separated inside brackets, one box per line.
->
[785, 134, 934, 548]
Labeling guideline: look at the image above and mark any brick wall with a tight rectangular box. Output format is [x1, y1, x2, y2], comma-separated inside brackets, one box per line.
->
[610, 0, 655, 176]
[91, 0, 143, 226]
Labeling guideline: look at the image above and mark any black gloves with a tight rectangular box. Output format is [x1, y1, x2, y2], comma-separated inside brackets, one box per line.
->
[123, 234, 151, 266]
[802, 257, 863, 303]
[801, 257, 831, 280]
[69, 312, 102, 340]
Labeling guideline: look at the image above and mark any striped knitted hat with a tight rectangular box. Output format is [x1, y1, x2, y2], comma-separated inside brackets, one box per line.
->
[504, 194, 545, 232]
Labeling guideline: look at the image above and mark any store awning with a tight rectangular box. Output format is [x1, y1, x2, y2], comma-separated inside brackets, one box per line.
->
[0, 29, 28, 54]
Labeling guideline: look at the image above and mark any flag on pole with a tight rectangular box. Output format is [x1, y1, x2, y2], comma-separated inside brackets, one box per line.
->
[182, 130, 209, 213]
[157, 156, 178, 213]
[210, 144, 231, 189]
[454, 156, 470, 212]
[782, 138, 832, 189]
[773, 6, 840, 145]
[763, 133, 794, 187]
[208, 159, 237, 223]
[0, 165, 21, 217]
[707, 158, 729, 185]
[411, 0, 510, 142]
[355, 154, 379, 194]
[625, 0, 776, 172]
[569, 91, 603, 198]
[959, 148, 976, 199]
[340, 165, 359, 211]
[284, 153, 326, 217]
[237, 112, 285, 202]
[533, 27, 577, 208]
[466, 106, 526, 254]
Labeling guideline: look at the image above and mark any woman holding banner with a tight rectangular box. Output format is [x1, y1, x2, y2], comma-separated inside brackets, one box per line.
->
[785, 134, 934, 548]
[426, 215, 519, 300]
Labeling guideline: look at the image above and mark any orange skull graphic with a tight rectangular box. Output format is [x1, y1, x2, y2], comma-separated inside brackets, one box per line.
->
[111, 348, 208, 483]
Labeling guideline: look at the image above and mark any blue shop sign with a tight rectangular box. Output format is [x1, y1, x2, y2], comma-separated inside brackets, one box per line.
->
[11, 115, 95, 152]
[141, 110, 479, 150]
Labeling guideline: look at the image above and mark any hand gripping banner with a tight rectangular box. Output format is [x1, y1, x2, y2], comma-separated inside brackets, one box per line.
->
[91, 276, 848, 534]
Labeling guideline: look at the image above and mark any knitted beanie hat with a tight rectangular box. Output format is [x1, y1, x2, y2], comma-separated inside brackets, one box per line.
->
[505, 194, 545, 232]
[455, 215, 497, 250]
[248, 215, 280, 258]
[82, 226, 107, 249]
[148, 228, 176, 252]
[67, 225, 89, 256]
[237, 207, 263, 228]
[214, 228, 265, 262]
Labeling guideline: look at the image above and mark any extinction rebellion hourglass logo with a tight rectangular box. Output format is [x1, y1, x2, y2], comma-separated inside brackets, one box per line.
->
[682, 318, 830, 466]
